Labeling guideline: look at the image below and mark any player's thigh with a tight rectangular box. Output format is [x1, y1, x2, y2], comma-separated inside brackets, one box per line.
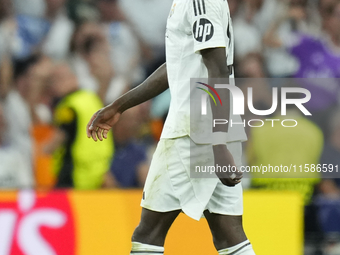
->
[203, 210, 247, 250]
[133, 208, 181, 246]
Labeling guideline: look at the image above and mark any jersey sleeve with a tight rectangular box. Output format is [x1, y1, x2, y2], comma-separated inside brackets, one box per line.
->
[187, 0, 228, 53]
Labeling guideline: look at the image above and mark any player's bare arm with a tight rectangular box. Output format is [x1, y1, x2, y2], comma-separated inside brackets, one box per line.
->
[86, 63, 169, 142]
[201, 47, 242, 187]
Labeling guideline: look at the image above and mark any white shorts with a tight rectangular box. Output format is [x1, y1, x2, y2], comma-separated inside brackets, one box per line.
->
[141, 136, 243, 221]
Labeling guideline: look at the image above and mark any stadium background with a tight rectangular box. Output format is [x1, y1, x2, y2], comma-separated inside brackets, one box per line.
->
[0, 0, 339, 254]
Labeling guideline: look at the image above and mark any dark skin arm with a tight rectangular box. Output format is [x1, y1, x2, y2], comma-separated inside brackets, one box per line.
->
[201, 47, 242, 187]
[86, 63, 168, 141]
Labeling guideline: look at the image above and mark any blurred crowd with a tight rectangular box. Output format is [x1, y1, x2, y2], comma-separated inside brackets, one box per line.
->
[0, 0, 340, 254]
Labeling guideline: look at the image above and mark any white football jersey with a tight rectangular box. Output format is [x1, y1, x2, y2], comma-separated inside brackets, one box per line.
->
[161, 0, 247, 143]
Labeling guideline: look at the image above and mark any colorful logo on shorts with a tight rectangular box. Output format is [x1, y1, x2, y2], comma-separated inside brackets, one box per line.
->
[196, 82, 222, 106]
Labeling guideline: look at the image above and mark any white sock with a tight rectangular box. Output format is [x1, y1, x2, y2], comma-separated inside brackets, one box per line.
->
[218, 240, 256, 255]
[130, 242, 164, 255]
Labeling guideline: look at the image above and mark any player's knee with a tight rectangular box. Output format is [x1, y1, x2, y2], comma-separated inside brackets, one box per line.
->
[132, 222, 167, 246]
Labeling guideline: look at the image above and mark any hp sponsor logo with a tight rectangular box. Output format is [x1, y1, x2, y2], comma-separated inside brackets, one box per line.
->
[193, 18, 214, 42]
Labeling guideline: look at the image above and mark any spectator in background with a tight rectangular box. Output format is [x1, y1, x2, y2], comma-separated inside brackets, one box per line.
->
[1, 55, 47, 181]
[264, 0, 340, 78]
[263, 0, 337, 77]
[44, 63, 114, 189]
[0, 0, 73, 61]
[118, 0, 173, 127]
[316, 110, 340, 253]
[264, 0, 340, 136]
[247, 87, 324, 204]
[105, 107, 149, 188]
[242, 0, 278, 35]
[315, 179, 340, 233]
[320, 109, 340, 184]
[69, 22, 128, 105]
[236, 53, 273, 135]
[12, 0, 45, 17]
[230, 0, 262, 61]
[97, 0, 143, 85]
[9, 6, 51, 59]
[119, 0, 173, 76]
[42, 0, 75, 60]
[0, 53, 53, 189]
[262, 0, 320, 77]
[0, 0, 11, 21]
[0, 0, 16, 62]
[66, 0, 99, 23]
[0, 100, 33, 189]
[237, 53, 267, 78]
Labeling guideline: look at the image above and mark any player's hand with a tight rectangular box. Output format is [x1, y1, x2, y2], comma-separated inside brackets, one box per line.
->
[86, 105, 121, 142]
[213, 145, 243, 187]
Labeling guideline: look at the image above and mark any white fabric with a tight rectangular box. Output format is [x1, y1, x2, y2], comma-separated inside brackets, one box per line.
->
[13, 0, 46, 17]
[212, 132, 229, 145]
[70, 54, 98, 92]
[161, 0, 247, 144]
[0, 146, 33, 188]
[42, 11, 75, 60]
[3, 91, 33, 164]
[2, 91, 34, 188]
[141, 136, 243, 221]
[119, 0, 173, 49]
[248, 0, 278, 36]
[102, 22, 142, 81]
[233, 18, 261, 58]
[130, 242, 164, 255]
[263, 13, 300, 77]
